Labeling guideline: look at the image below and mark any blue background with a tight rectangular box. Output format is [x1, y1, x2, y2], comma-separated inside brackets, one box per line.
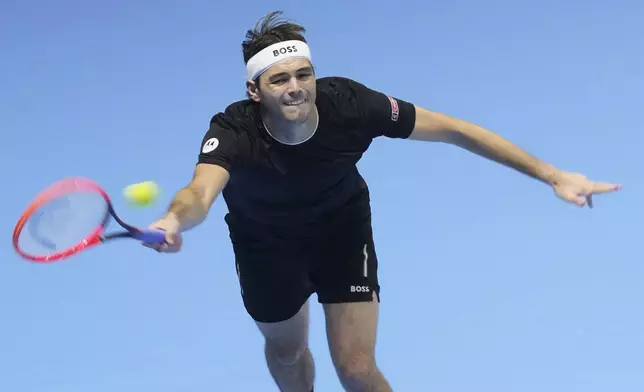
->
[2, 1, 642, 391]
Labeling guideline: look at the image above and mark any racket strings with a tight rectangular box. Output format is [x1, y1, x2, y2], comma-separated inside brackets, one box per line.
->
[17, 191, 109, 256]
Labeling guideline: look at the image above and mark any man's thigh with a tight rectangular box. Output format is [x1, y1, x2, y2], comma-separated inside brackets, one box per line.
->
[322, 291, 380, 366]
[257, 299, 311, 360]
[312, 211, 380, 305]
[312, 211, 382, 364]
[232, 240, 315, 324]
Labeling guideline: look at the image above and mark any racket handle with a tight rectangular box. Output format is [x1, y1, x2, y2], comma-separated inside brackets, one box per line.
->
[134, 229, 167, 244]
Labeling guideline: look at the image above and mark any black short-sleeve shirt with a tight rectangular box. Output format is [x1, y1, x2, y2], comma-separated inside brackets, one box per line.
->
[197, 76, 416, 236]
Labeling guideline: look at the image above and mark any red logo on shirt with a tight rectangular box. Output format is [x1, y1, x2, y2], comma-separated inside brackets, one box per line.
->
[387, 96, 399, 122]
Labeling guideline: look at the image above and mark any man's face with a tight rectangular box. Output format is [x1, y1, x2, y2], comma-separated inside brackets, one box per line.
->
[250, 58, 316, 123]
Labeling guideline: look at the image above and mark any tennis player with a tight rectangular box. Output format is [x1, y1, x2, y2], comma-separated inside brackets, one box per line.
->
[145, 11, 621, 392]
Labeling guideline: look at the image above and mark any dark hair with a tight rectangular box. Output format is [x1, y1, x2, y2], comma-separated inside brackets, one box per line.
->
[242, 11, 307, 64]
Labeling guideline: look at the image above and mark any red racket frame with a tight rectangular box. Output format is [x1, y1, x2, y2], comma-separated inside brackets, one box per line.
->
[14, 178, 118, 262]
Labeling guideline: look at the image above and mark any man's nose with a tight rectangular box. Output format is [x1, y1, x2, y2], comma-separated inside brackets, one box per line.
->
[286, 77, 301, 94]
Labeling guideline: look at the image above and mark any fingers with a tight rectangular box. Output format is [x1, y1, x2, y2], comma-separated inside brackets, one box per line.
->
[557, 188, 590, 208]
[584, 181, 621, 208]
[556, 177, 622, 208]
[571, 195, 587, 207]
[142, 220, 182, 253]
[143, 240, 181, 253]
[591, 182, 622, 194]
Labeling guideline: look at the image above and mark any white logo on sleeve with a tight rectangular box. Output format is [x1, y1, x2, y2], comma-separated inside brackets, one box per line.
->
[202, 137, 219, 153]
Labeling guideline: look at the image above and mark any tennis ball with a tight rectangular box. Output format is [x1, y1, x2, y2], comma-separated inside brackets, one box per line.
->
[123, 181, 159, 206]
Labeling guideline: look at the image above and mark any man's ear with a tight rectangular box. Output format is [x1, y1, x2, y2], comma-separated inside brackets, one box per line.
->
[246, 80, 260, 102]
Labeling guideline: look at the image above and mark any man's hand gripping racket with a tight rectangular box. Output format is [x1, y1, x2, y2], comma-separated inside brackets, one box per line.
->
[12, 177, 170, 262]
[144, 214, 183, 253]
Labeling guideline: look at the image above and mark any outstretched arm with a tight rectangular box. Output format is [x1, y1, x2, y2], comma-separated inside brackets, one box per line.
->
[407, 105, 621, 207]
[145, 163, 230, 253]
[164, 163, 230, 232]
[408, 106, 557, 184]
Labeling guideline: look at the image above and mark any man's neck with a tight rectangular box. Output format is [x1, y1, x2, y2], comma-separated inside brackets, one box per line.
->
[262, 105, 319, 145]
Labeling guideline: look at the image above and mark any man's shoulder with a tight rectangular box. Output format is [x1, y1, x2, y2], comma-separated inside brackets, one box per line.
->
[315, 76, 382, 108]
[209, 99, 260, 133]
[315, 76, 374, 123]
[316, 76, 364, 95]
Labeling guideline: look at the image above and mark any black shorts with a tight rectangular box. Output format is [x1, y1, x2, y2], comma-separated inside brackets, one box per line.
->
[227, 205, 380, 323]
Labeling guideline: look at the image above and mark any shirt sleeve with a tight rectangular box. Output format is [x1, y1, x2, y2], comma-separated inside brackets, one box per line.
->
[196, 112, 243, 172]
[339, 77, 417, 139]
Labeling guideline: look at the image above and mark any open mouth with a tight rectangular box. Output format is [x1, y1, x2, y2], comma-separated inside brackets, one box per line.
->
[283, 99, 307, 106]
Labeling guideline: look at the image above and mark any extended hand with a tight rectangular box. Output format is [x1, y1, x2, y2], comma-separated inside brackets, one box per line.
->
[143, 214, 183, 253]
[552, 171, 621, 208]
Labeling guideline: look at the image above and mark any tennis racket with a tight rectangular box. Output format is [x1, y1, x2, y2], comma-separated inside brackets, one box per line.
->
[12, 177, 166, 262]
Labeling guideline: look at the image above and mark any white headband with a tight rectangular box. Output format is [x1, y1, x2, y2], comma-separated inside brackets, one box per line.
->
[246, 40, 312, 81]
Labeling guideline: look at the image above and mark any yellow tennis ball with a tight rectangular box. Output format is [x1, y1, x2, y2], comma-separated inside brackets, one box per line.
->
[123, 181, 159, 206]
